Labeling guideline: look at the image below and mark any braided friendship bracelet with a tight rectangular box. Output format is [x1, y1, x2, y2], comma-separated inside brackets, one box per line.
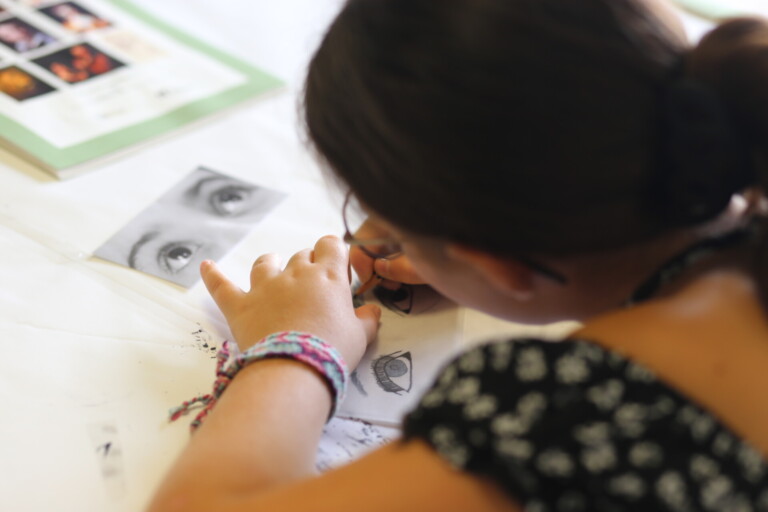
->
[169, 331, 349, 432]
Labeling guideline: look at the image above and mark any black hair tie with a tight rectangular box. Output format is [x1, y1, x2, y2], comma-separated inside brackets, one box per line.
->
[658, 77, 755, 225]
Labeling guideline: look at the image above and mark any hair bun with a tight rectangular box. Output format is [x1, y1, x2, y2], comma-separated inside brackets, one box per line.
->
[658, 75, 755, 225]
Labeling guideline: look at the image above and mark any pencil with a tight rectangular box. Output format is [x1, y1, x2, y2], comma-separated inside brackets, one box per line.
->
[354, 273, 382, 297]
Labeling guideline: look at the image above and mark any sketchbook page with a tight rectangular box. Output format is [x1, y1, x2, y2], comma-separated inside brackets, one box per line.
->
[316, 417, 399, 472]
[338, 287, 464, 427]
[0, 0, 282, 174]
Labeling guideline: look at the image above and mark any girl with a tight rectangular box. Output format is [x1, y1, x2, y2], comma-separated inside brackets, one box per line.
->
[149, 0, 768, 510]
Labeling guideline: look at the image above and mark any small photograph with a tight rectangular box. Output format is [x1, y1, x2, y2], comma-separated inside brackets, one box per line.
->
[33, 43, 123, 83]
[0, 65, 55, 100]
[94, 167, 287, 288]
[39, 2, 110, 32]
[0, 17, 56, 53]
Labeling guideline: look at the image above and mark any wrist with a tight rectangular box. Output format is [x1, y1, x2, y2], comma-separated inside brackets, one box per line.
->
[170, 331, 349, 432]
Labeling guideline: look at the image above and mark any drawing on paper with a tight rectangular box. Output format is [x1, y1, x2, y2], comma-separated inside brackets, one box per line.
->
[371, 351, 413, 394]
[350, 370, 367, 396]
[94, 166, 286, 288]
[370, 284, 448, 316]
[374, 285, 414, 314]
[316, 418, 397, 472]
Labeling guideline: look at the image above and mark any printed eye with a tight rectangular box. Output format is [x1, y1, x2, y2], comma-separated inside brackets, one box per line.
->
[157, 241, 200, 274]
[209, 185, 254, 217]
[372, 351, 413, 394]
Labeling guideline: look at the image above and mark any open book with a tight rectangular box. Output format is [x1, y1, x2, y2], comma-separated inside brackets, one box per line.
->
[0, 0, 282, 178]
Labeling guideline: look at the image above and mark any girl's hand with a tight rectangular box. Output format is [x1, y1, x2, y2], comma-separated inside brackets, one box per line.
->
[349, 219, 426, 288]
[200, 235, 381, 368]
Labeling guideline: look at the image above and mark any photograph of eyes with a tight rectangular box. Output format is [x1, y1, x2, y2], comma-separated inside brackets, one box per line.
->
[164, 166, 286, 223]
[93, 167, 286, 288]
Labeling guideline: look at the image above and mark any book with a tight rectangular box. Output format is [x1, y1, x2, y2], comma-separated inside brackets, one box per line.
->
[0, 0, 282, 178]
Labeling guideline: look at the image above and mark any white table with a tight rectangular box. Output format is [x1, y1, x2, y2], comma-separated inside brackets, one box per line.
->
[0, 2, 744, 511]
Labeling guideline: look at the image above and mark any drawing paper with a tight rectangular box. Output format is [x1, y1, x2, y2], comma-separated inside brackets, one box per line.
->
[338, 286, 464, 426]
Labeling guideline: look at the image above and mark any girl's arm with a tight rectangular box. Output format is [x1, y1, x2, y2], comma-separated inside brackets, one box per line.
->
[147, 354, 519, 512]
[146, 236, 520, 512]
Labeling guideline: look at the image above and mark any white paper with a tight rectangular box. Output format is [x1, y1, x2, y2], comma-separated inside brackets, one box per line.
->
[338, 286, 464, 426]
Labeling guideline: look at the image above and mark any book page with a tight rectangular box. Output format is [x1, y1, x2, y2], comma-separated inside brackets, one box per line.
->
[0, 0, 281, 170]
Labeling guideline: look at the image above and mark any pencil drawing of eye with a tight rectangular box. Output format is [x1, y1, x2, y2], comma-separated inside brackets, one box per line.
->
[157, 240, 202, 274]
[372, 351, 413, 394]
[373, 285, 414, 315]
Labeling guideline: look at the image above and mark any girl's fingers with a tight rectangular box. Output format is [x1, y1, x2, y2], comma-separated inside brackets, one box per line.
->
[286, 248, 313, 268]
[313, 235, 347, 265]
[200, 260, 245, 318]
[373, 256, 425, 285]
[355, 304, 382, 344]
[250, 253, 281, 287]
[349, 245, 375, 282]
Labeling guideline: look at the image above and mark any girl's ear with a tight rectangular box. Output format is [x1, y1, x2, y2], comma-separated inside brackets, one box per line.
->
[446, 244, 534, 301]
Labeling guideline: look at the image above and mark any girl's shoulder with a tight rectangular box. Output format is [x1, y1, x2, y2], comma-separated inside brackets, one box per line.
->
[403, 337, 768, 511]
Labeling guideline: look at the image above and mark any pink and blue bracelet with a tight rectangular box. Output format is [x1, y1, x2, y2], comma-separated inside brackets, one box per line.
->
[169, 331, 349, 432]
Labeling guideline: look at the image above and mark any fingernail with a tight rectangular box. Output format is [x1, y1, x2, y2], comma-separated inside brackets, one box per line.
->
[373, 258, 388, 275]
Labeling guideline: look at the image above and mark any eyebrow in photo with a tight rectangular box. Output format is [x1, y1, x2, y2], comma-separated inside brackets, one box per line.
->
[179, 167, 285, 219]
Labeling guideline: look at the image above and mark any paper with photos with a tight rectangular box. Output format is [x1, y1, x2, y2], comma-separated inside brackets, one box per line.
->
[94, 166, 286, 288]
[0, 0, 282, 174]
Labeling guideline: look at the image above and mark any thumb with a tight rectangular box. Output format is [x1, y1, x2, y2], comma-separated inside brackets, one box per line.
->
[355, 303, 382, 343]
[374, 257, 425, 285]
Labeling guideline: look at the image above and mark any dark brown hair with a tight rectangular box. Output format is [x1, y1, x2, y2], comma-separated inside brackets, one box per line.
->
[304, 0, 768, 288]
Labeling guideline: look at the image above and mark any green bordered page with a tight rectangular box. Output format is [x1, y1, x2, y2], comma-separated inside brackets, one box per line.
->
[672, 0, 765, 19]
[0, 0, 283, 177]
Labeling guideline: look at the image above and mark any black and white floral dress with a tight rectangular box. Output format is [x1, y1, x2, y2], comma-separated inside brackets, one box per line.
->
[404, 226, 768, 511]
[403, 339, 768, 511]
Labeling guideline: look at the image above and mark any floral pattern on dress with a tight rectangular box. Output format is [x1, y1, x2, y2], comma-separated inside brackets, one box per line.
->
[403, 339, 768, 511]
